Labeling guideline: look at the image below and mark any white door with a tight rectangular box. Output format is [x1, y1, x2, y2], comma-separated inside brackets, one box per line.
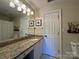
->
[2, 21, 14, 40]
[43, 10, 61, 58]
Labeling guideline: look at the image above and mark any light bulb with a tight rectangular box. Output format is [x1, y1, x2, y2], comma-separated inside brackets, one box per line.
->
[27, 12, 30, 16]
[31, 11, 34, 15]
[26, 8, 31, 12]
[23, 10, 26, 14]
[14, 0, 19, 4]
[21, 4, 26, 9]
[17, 6, 22, 11]
[9, 2, 15, 8]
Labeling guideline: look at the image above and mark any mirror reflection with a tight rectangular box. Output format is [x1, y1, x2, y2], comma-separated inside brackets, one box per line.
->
[0, 0, 35, 43]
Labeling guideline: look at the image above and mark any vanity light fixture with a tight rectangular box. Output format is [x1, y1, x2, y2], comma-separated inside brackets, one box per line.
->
[21, 4, 26, 9]
[14, 0, 20, 4]
[9, 2, 15, 8]
[23, 10, 26, 14]
[26, 8, 31, 12]
[27, 12, 30, 16]
[9, 0, 34, 16]
[17, 6, 22, 11]
[31, 11, 34, 15]
[14, 0, 20, 7]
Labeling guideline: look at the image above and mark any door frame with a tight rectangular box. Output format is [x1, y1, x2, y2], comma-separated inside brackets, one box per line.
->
[43, 9, 62, 59]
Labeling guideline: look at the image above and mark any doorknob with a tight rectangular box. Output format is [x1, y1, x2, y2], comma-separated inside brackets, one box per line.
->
[45, 35, 47, 37]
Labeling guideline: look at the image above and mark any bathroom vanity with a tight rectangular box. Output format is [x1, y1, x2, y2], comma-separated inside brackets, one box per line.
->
[0, 36, 43, 59]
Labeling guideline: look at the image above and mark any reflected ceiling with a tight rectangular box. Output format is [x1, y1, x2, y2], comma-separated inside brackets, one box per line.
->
[0, 0, 34, 18]
[0, 0, 23, 18]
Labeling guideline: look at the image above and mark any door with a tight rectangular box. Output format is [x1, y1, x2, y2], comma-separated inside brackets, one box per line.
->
[43, 10, 61, 58]
[2, 21, 13, 40]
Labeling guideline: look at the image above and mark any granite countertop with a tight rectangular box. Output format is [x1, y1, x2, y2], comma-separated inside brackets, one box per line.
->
[0, 36, 43, 59]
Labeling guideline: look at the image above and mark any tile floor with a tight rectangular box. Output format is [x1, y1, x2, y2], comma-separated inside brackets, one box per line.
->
[41, 54, 56, 59]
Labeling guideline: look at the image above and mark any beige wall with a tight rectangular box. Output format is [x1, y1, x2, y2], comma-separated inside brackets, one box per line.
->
[39, 0, 79, 58]
[0, 14, 10, 21]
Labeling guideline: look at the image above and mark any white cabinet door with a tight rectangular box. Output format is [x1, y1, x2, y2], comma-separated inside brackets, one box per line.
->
[2, 21, 13, 40]
[34, 39, 43, 59]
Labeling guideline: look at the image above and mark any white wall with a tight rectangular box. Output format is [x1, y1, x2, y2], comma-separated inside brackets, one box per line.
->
[35, 27, 43, 35]
[39, 0, 79, 58]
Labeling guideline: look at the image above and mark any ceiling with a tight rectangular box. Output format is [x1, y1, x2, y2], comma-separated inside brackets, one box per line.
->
[28, 0, 47, 9]
[28, 0, 79, 9]
[0, 0, 35, 18]
[0, 0, 23, 18]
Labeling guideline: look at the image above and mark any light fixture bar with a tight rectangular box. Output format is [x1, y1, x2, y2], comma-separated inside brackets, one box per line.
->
[9, 0, 34, 15]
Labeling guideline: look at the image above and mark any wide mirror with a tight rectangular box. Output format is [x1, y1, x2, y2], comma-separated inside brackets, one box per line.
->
[0, 0, 35, 43]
